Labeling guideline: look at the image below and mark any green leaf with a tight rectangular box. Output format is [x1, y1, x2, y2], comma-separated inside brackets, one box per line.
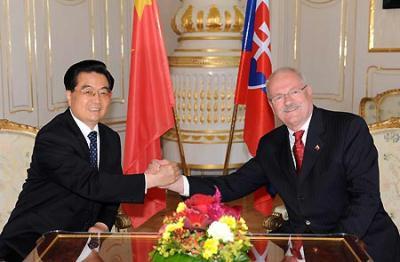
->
[234, 253, 251, 262]
[151, 252, 206, 262]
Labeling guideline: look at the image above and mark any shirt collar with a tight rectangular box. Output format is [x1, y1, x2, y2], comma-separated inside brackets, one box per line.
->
[69, 108, 99, 138]
[287, 112, 313, 143]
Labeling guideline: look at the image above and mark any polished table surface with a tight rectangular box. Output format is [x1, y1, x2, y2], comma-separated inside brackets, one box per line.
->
[24, 231, 372, 261]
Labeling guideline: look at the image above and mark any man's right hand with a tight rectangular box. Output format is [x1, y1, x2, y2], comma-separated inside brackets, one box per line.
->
[145, 160, 180, 188]
[162, 175, 185, 195]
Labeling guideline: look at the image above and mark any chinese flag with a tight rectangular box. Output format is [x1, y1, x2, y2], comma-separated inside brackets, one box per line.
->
[122, 0, 175, 228]
[235, 0, 274, 215]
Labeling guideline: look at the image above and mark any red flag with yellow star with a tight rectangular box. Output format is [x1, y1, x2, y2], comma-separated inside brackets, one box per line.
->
[122, 0, 175, 229]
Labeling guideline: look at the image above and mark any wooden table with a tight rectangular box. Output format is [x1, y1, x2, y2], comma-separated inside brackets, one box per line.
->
[25, 231, 372, 261]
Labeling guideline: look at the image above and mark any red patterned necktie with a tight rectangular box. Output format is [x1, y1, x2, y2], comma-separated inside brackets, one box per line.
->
[293, 130, 305, 174]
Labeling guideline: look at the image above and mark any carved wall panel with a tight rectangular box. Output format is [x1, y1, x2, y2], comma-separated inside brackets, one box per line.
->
[0, 0, 37, 125]
[284, 0, 356, 111]
[366, 66, 400, 96]
[0, 0, 133, 129]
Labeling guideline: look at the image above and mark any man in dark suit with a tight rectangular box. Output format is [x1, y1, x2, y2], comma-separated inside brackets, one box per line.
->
[164, 67, 400, 261]
[0, 60, 179, 261]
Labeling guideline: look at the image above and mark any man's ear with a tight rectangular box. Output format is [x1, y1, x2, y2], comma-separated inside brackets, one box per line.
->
[306, 84, 313, 96]
[66, 90, 72, 107]
[268, 99, 276, 114]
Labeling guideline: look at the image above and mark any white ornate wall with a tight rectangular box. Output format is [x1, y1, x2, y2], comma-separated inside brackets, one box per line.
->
[1, 0, 400, 158]
[0, 0, 134, 133]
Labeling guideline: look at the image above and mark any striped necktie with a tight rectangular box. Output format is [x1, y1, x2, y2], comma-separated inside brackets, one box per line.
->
[293, 130, 305, 174]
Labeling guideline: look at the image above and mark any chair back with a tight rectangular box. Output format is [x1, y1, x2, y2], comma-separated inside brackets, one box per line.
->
[0, 119, 38, 230]
[360, 89, 400, 124]
[369, 117, 400, 229]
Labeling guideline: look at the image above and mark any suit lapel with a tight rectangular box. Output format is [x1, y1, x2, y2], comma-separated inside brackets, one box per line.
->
[298, 107, 325, 183]
[279, 128, 297, 181]
[98, 124, 107, 172]
[64, 109, 90, 157]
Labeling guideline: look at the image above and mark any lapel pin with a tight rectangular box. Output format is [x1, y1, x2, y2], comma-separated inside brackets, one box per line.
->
[314, 145, 320, 151]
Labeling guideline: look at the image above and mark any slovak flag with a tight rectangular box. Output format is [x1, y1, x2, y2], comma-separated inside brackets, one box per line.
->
[235, 0, 275, 215]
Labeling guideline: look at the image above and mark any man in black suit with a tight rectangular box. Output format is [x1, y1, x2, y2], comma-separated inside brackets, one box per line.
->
[0, 60, 179, 261]
[164, 67, 400, 261]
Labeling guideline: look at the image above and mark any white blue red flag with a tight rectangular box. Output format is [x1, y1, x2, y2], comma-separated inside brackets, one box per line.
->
[235, 0, 275, 215]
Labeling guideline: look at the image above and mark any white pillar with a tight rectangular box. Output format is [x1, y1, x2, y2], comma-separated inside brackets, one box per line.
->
[163, 0, 251, 176]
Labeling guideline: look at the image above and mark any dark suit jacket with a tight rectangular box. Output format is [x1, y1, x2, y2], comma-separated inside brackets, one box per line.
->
[0, 109, 146, 258]
[188, 107, 400, 262]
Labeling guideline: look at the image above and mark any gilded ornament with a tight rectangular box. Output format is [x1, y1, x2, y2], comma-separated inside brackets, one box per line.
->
[224, 11, 232, 32]
[197, 11, 204, 31]
[172, 4, 244, 34]
[181, 5, 195, 33]
[232, 5, 243, 32]
[207, 5, 222, 32]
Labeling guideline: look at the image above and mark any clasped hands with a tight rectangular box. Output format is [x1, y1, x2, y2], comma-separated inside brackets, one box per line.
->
[144, 159, 181, 189]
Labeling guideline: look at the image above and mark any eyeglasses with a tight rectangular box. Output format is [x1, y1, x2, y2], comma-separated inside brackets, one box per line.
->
[269, 84, 307, 104]
[78, 87, 111, 98]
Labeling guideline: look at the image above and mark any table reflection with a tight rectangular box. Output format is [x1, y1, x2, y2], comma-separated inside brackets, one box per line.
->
[24, 232, 371, 262]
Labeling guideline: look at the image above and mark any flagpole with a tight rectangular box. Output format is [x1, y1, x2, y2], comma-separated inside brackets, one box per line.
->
[223, 104, 239, 175]
[172, 107, 189, 176]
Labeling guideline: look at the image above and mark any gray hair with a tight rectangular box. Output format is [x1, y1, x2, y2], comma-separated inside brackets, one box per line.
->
[266, 67, 306, 96]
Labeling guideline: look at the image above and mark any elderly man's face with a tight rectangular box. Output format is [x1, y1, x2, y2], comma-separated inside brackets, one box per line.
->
[66, 72, 112, 129]
[268, 71, 313, 131]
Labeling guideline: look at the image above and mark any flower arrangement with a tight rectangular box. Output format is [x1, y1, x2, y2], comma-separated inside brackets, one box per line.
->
[151, 189, 252, 262]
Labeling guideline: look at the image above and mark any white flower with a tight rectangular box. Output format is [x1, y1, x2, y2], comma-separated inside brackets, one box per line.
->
[207, 221, 234, 242]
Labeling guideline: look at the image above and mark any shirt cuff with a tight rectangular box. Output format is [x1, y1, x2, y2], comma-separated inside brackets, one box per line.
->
[144, 173, 148, 194]
[182, 175, 190, 196]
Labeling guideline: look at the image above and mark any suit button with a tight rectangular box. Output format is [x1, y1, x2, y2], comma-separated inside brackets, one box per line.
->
[305, 220, 311, 226]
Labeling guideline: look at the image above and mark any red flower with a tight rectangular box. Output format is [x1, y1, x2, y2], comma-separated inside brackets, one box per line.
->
[185, 194, 215, 213]
[184, 209, 210, 230]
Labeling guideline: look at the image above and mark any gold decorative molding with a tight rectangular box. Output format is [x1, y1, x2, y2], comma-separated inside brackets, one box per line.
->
[172, 73, 241, 126]
[172, 4, 244, 34]
[45, 0, 68, 111]
[293, 0, 346, 102]
[360, 87, 400, 121]
[368, 0, 400, 52]
[89, 0, 95, 56]
[163, 128, 243, 144]
[104, 0, 125, 104]
[175, 48, 241, 53]
[177, 35, 242, 42]
[368, 117, 400, 131]
[54, 0, 86, 5]
[303, 0, 336, 4]
[45, 0, 126, 110]
[365, 66, 400, 97]
[185, 163, 243, 170]
[169, 56, 240, 68]
[0, 119, 38, 134]
[4, 0, 35, 113]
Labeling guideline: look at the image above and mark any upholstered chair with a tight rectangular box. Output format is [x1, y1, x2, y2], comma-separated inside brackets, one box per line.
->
[360, 89, 400, 124]
[369, 117, 400, 230]
[0, 119, 38, 230]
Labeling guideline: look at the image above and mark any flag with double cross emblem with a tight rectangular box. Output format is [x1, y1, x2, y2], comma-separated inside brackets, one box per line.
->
[234, 0, 275, 215]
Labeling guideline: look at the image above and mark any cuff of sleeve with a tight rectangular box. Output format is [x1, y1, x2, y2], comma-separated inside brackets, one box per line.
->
[144, 172, 148, 194]
[182, 176, 190, 196]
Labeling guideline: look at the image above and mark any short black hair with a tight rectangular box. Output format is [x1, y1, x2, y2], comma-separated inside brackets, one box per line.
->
[64, 59, 114, 91]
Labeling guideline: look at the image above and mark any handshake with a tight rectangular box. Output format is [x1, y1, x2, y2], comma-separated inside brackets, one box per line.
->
[144, 159, 182, 190]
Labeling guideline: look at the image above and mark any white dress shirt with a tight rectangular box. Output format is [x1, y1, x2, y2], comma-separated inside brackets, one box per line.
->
[70, 109, 100, 167]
